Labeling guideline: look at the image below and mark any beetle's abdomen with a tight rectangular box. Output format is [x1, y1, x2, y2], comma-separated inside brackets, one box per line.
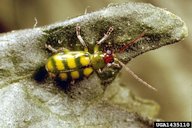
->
[45, 51, 93, 81]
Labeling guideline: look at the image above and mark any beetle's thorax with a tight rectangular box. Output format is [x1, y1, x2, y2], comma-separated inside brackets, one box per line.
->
[91, 49, 115, 70]
[91, 52, 106, 70]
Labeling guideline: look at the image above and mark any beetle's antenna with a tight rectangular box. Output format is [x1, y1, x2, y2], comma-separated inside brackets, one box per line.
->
[115, 58, 157, 91]
[97, 27, 114, 45]
[119, 31, 145, 53]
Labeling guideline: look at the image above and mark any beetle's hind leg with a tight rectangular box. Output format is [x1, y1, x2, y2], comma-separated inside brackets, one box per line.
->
[76, 25, 88, 51]
[97, 27, 114, 45]
[45, 44, 58, 53]
[45, 44, 70, 53]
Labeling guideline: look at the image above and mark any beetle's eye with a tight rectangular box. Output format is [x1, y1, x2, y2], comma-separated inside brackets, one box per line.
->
[106, 50, 112, 54]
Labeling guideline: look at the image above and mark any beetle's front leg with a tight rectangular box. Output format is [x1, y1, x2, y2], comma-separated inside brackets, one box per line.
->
[97, 69, 103, 74]
[107, 62, 121, 68]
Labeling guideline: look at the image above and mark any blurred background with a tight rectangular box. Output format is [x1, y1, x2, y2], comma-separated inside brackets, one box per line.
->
[0, 0, 191, 121]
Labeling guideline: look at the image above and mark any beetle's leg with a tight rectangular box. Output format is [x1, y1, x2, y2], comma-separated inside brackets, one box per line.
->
[107, 62, 121, 68]
[45, 44, 58, 53]
[110, 57, 122, 68]
[76, 25, 88, 52]
[97, 27, 114, 45]
[97, 69, 103, 74]
[48, 72, 56, 79]
[57, 47, 70, 53]
[70, 80, 76, 85]
[45, 44, 70, 53]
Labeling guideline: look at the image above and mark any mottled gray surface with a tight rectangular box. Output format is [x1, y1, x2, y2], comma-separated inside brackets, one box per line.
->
[0, 3, 187, 128]
[43, 3, 187, 82]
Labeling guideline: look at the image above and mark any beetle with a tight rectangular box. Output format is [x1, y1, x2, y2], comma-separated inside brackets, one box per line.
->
[45, 25, 157, 91]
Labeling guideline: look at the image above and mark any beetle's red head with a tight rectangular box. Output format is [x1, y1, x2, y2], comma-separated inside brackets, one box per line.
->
[103, 49, 114, 64]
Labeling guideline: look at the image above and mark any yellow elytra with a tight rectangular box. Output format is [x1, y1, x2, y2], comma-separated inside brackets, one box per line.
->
[45, 51, 94, 81]
[45, 25, 112, 82]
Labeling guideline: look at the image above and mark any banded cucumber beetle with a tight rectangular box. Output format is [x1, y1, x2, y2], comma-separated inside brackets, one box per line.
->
[45, 25, 157, 91]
